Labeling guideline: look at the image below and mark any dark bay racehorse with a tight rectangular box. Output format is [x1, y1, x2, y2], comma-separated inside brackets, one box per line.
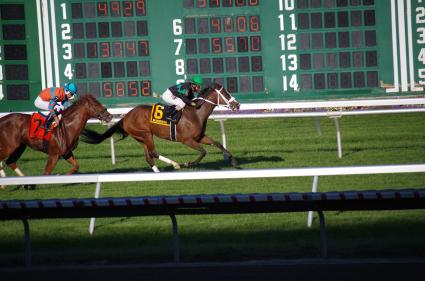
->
[81, 84, 240, 172]
[0, 95, 112, 188]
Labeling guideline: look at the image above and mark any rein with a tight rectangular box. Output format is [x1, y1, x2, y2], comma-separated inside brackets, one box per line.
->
[196, 87, 235, 108]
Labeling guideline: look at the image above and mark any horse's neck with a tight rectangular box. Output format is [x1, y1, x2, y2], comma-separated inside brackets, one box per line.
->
[61, 107, 90, 138]
[197, 101, 216, 122]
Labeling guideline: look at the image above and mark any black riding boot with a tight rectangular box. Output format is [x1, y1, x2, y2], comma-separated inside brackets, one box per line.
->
[44, 116, 54, 131]
[165, 107, 178, 122]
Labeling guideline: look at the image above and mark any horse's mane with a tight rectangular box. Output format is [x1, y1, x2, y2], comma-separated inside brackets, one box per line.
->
[198, 83, 221, 98]
[63, 94, 97, 117]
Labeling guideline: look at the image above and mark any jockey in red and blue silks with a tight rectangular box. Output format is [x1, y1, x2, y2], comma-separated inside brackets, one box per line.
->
[34, 82, 78, 130]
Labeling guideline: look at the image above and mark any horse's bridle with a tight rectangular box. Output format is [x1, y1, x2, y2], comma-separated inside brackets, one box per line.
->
[196, 87, 236, 108]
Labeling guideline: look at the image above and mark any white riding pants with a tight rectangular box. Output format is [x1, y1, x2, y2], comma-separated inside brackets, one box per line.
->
[34, 96, 50, 111]
[161, 89, 186, 110]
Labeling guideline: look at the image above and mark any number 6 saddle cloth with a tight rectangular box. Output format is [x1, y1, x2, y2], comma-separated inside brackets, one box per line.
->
[149, 103, 179, 141]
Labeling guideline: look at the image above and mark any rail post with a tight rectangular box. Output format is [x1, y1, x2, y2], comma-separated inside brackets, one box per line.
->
[89, 182, 102, 235]
[22, 218, 32, 267]
[170, 214, 180, 263]
[308, 176, 319, 227]
[318, 211, 328, 258]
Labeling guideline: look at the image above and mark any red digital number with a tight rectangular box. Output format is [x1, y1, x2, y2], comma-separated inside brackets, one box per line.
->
[212, 37, 222, 53]
[197, 0, 207, 7]
[250, 36, 261, 51]
[224, 17, 234, 32]
[222, 0, 232, 6]
[210, 0, 220, 7]
[248, 0, 259, 5]
[113, 42, 123, 57]
[123, 1, 133, 16]
[225, 37, 235, 53]
[97, 2, 108, 16]
[235, 0, 246, 6]
[110, 1, 120, 16]
[128, 81, 139, 97]
[100, 42, 110, 58]
[103, 82, 113, 97]
[87, 43, 98, 58]
[125, 41, 136, 57]
[116, 82, 126, 97]
[249, 16, 260, 32]
[236, 16, 247, 32]
[136, 0, 146, 16]
[227, 78, 237, 92]
[141, 81, 151, 96]
[138, 40, 149, 56]
[237, 36, 248, 52]
[211, 18, 221, 33]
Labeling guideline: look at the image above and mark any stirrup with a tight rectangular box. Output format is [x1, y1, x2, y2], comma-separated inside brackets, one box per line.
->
[46, 121, 58, 131]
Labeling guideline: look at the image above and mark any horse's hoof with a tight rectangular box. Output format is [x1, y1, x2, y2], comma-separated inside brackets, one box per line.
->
[230, 157, 238, 167]
[24, 185, 36, 190]
[184, 162, 198, 168]
[173, 163, 181, 170]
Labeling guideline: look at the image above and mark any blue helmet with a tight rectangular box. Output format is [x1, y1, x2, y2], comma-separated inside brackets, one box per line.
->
[64, 82, 78, 97]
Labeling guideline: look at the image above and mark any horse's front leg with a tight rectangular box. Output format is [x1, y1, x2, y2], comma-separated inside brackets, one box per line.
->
[63, 152, 79, 175]
[182, 139, 206, 168]
[44, 154, 60, 175]
[199, 135, 238, 167]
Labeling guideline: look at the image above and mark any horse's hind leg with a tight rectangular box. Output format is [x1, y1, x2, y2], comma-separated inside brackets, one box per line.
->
[133, 133, 162, 172]
[5, 144, 35, 190]
[158, 155, 180, 170]
[142, 144, 160, 172]
[199, 135, 238, 166]
[6, 143, 27, 177]
[0, 161, 7, 190]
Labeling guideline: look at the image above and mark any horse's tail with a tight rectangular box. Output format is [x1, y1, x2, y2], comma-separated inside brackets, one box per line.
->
[81, 120, 128, 144]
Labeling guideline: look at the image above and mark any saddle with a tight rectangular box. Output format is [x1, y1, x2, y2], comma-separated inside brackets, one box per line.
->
[164, 105, 182, 123]
[150, 104, 182, 124]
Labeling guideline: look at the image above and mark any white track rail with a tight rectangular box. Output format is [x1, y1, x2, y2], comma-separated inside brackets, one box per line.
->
[1, 164, 425, 186]
[2, 164, 425, 233]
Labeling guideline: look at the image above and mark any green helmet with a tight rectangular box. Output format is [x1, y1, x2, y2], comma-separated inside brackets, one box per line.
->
[190, 76, 204, 87]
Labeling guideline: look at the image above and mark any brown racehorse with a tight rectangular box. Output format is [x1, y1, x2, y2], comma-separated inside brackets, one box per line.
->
[0, 95, 112, 189]
[81, 84, 240, 172]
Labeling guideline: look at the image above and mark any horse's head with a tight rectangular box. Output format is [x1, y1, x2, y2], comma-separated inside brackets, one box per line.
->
[198, 84, 240, 111]
[77, 95, 113, 123]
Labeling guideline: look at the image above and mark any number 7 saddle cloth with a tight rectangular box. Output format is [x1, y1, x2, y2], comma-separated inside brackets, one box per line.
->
[29, 113, 52, 141]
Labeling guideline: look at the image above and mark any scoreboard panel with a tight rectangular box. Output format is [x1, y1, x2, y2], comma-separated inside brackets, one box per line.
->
[0, 0, 424, 112]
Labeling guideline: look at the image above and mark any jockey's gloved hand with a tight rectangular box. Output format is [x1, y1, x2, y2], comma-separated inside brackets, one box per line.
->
[190, 102, 196, 107]
[54, 104, 64, 113]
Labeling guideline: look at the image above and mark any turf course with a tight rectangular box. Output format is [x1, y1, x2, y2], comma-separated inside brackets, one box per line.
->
[0, 112, 425, 266]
